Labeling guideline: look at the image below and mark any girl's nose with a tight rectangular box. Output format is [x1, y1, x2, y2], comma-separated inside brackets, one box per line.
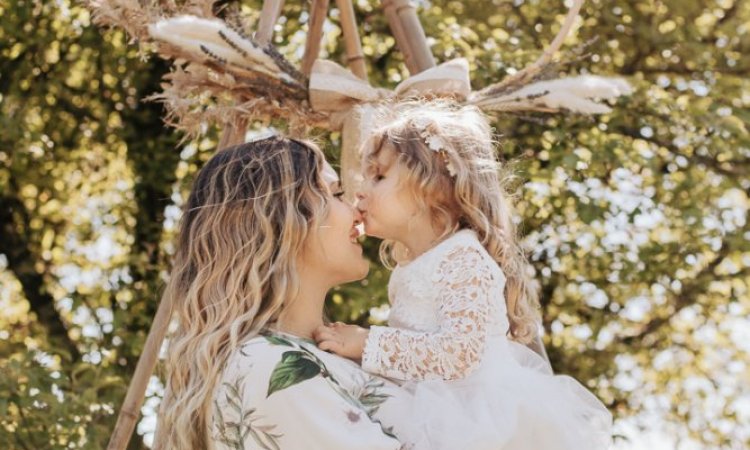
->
[352, 207, 364, 223]
[355, 191, 365, 200]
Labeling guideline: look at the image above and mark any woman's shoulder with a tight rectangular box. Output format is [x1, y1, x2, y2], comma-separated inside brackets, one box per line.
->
[217, 332, 345, 409]
[219, 333, 304, 384]
[222, 331, 368, 387]
[225, 332, 317, 371]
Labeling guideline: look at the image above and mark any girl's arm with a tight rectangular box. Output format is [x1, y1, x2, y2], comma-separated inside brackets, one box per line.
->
[362, 246, 496, 381]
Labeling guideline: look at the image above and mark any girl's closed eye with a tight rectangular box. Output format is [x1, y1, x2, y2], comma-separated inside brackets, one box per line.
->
[372, 170, 385, 182]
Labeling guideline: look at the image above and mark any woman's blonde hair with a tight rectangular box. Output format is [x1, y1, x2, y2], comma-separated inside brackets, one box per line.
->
[361, 100, 541, 344]
[153, 136, 331, 449]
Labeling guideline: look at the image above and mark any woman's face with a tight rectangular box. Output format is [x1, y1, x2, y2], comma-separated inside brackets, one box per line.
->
[300, 161, 369, 285]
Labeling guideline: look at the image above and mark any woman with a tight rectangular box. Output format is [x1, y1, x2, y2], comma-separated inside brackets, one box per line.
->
[152, 136, 415, 449]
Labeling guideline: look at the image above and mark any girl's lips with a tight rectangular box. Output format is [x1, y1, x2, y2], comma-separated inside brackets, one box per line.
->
[350, 224, 364, 244]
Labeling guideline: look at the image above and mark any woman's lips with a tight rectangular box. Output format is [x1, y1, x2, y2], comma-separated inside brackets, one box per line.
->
[349, 224, 365, 253]
[350, 225, 362, 244]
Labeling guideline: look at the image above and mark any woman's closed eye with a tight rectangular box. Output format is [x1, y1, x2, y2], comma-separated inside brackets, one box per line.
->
[333, 190, 346, 199]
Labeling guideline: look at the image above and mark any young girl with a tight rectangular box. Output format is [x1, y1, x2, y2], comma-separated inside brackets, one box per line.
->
[314, 102, 612, 450]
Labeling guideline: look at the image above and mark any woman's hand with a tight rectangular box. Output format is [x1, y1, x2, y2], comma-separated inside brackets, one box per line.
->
[314, 322, 369, 361]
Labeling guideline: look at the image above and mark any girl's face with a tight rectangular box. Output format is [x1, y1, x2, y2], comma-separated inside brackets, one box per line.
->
[356, 146, 421, 241]
[301, 161, 369, 285]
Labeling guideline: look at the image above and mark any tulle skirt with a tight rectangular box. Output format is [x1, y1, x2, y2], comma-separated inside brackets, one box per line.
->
[396, 336, 612, 450]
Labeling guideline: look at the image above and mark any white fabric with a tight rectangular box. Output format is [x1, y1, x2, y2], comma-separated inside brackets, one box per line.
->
[363, 229, 613, 450]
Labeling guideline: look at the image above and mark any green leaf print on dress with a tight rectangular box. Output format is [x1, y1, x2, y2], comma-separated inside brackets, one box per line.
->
[353, 375, 391, 416]
[214, 376, 283, 450]
[262, 334, 295, 348]
[263, 332, 397, 439]
[267, 350, 322, 396]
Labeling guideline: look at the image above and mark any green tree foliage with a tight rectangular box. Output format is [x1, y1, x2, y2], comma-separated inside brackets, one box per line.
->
[1, 0, 748, 448]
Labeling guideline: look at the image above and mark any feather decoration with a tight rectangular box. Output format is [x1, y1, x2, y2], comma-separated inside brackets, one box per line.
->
[148, 15, 299, 85]
[471, 75, 632, 114]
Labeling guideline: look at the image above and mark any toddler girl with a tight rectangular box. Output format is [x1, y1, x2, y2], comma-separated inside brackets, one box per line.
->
[315, 101, 612, 450]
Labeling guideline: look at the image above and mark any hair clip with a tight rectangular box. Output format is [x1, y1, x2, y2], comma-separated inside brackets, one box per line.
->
[413, 118, 457, 177]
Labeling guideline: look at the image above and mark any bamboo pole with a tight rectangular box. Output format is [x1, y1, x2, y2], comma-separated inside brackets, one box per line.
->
[302, 0, 330, 76]
[381, 0, 419, 74]
[334, 0, 368, 80]
[106, 288, 174, 450]
[255, 0, 285, 44]
[384, 0, 435, 73]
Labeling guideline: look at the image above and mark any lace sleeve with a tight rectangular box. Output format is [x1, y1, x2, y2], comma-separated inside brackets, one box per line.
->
[362, 246, 495, 381]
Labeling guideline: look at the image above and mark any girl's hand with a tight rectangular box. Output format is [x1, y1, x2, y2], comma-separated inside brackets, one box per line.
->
[314, 322, 369, 361]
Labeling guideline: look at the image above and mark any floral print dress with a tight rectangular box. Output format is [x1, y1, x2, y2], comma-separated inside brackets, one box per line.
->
[211, 331, 414, 450]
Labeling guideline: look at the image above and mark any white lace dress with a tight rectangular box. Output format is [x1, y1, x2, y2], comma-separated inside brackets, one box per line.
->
[362, 229, 613, 450]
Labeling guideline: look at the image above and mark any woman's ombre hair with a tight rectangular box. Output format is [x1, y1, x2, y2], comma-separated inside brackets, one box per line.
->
[361, 100, 541, 344]
[153, 136, 330, 449]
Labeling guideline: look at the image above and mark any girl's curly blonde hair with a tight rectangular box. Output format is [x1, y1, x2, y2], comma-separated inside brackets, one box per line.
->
[361, 100, 541, 344]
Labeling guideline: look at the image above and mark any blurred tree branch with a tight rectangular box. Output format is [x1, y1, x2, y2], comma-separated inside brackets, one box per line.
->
[0, 193, 80, 360]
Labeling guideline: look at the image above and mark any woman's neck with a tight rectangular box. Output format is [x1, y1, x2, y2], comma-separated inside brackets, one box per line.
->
[273, 267, 330, 340]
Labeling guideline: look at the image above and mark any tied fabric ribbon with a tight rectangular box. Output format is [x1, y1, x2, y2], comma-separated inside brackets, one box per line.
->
[309, 57, 472, 128]
[308, 58, 472, 196]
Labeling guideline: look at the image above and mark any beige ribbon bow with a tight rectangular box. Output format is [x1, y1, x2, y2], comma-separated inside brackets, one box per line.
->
[308, 58, 471, 196]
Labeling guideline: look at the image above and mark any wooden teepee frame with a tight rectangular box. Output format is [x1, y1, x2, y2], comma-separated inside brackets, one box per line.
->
[86, 0, 629, 447]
